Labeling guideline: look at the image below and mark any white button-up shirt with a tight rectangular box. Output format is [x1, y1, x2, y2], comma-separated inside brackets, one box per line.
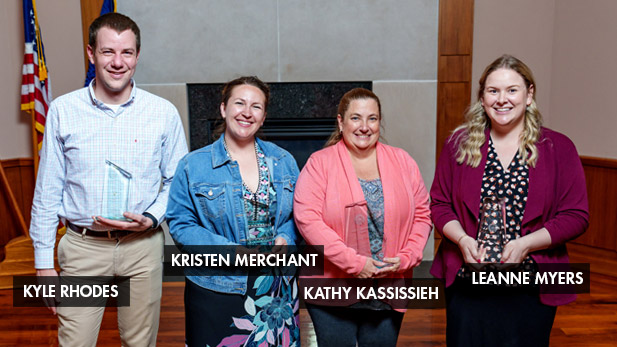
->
[30, 80, 188, 269]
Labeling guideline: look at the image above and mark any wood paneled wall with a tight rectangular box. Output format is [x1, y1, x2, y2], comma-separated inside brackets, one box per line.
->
[436, 0, 474, 158]
[434, 0, 474, 243]
[574, 156, 617, 253]
[0, 159, 34, 251]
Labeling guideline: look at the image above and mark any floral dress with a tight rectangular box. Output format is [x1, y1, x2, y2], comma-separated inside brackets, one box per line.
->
[212, 141, 300, 347]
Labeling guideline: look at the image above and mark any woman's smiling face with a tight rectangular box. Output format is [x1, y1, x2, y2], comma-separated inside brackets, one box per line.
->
[481, 68, 534, 134]
[338, 98, 381, 152]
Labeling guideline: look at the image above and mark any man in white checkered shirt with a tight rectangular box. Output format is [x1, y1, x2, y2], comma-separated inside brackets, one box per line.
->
[29, 13, 188, 346]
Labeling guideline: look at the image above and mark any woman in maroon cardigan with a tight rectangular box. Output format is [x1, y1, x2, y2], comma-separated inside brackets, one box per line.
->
[430, 54, 588, 346]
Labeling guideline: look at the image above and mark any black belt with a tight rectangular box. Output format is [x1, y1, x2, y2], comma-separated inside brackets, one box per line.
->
[67, 222, 132, 238]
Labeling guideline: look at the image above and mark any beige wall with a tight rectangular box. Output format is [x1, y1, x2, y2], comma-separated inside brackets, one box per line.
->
[0, 0, 32, 159]
[472, 0, 556, 123]
[549, 0, 617, 159]
[119, 0, 438, 84]
[123, 0, 439, 257]
[0, 0, 84, 159]
[4, 1, 439, 257]
[474, 0, 617, 159]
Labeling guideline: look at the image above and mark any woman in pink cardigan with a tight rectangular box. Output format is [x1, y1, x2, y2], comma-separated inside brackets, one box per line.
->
[294, 88, 432, 346]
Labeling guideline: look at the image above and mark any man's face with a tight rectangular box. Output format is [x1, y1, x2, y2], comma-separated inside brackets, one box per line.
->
[87, 27, 139, 104]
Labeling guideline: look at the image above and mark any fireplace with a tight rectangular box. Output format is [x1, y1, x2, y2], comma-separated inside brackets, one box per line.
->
[188, 81, 372, 168]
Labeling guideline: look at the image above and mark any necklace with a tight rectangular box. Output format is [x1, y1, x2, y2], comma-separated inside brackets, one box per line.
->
[223, 138, 267, 220]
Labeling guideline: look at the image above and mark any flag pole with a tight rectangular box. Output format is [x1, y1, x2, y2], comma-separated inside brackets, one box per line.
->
[30, 112, 39, 176]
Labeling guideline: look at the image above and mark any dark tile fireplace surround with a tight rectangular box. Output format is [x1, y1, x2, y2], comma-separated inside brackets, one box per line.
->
[188, 82, 371, 168]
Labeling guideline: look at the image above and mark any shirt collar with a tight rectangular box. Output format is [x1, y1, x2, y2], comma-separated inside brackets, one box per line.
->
[211, 135, 277, 168]
[211, 134, 232, 168]
[87, 79, 137, 108]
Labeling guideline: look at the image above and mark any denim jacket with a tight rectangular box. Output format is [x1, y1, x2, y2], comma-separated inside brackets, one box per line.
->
[167, 134, 300, 294]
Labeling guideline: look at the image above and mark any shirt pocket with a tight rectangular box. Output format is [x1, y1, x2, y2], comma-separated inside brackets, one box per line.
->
[194, 183, 226, 220]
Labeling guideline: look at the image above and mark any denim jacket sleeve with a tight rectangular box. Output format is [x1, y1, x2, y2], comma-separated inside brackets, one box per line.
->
[272, 154, 300, 246]
[167, 156, 237, 248]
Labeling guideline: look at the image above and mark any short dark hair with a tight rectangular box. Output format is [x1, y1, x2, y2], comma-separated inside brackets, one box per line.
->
[89, 13, 141, 52]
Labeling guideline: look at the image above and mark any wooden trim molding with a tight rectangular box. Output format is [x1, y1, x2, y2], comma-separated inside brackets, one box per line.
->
[1, 158, 34, 169]
[574, 155, 617, 252]
[580, 155, 617, 169]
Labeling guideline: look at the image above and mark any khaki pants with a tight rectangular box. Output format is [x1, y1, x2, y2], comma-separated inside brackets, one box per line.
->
[57, 227, 164, 347]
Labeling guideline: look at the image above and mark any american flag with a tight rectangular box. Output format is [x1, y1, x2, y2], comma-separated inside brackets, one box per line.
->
[21, 0, 52, 170]
[84, 0, 117, 86]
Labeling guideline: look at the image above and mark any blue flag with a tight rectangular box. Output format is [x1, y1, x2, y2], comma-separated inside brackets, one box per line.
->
[84, 0, 117, 87]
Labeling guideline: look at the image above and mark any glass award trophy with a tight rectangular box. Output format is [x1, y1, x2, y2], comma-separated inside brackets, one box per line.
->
[101, 160, 132, 221]
[476, 196, 507, 263]
[344, 201, 371, 257]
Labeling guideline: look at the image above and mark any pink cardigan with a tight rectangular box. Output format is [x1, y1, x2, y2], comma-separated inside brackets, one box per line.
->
[294, 140, 432, 280]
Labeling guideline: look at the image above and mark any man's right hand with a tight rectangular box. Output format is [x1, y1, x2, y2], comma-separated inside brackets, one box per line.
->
[36, 268, 59, 315]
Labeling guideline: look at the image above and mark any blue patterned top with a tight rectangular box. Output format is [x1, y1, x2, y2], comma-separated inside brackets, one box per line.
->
[241, 142, 278, 246]
[359, 178, 385, 261]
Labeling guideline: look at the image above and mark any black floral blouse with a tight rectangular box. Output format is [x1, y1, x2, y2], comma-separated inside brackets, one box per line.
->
[458, 138, 536, 278]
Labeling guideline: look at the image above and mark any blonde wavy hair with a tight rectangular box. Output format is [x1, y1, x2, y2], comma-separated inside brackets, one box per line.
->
[454, 54, 543, 167]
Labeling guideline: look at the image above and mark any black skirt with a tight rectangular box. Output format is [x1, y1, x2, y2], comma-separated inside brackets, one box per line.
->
[445, 278, 557, 347]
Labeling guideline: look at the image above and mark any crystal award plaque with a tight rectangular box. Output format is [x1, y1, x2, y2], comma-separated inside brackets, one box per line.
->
[344, 201, 371, 257]
[101, 160, 132, 220]
[476, 196, 507, 263]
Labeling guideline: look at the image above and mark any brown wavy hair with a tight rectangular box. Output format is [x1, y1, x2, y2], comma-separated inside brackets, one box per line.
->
[324, 88, 382, 147]
[213, 76, 270, 140]
[453, 54, 543, 167]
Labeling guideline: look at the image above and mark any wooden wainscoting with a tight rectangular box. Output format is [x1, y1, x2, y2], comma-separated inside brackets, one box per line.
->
[569, 156, 617, 278]
[0, 158, 37, 288]
[575, 156, 617, 252]
[0, 158, 34, 255]
[433, 155, 617, 278]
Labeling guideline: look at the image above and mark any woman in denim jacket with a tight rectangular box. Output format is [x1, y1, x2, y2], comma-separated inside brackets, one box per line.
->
[167, 76, 300, 346]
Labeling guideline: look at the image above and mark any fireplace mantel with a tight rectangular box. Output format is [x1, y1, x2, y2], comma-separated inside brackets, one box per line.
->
[188, 81, 371, 167]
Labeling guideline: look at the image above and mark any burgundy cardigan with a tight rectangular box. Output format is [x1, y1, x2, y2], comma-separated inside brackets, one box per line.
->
[430, 127, 589, 306]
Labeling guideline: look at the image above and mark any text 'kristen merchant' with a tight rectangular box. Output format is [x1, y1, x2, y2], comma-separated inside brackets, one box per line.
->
[303, 286, 439, 301]
[171, 252, 318, 267]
